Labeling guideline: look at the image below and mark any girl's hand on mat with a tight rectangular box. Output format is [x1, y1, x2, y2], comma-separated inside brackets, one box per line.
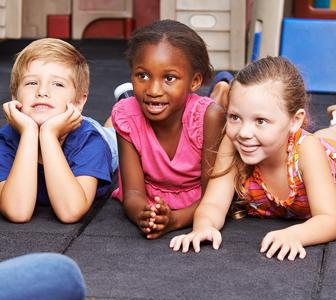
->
[260, 229, 306, 261]
[169, 227, 222, 253]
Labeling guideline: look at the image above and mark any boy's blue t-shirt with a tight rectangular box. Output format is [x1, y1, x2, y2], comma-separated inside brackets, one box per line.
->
[0, 119, 114, 205]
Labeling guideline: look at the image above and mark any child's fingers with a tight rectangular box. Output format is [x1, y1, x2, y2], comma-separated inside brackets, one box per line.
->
[287, 247, 299, 261]
[2, 102, 10, 119]
[138, 219, 150, 228]
[289, 244, 306, 260]
[298, 246, 306, 259]
[66, 104, 82, 124]
[277, 245, 290, 261]
[211, 230, 222, 250]
[150, 223, 165, 232]
[170, 235, 186, 250]
[182, 235, 194, 253]
[7, 101, 21, 117]
[156, 203, 170, 215]
[152, 214, 168, 225]
[191, 236, 201, 253]
[139, 223, 151, 234]
[139, 210, 156, 220]
[260, 233, 274, 253]
[154, 196, 164, 204]
[146, 231, 163, 240]
[265, 241, 281, 259]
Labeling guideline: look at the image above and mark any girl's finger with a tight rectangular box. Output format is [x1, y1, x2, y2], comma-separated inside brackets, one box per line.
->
[277, 245, 290, 261]
[170, 235, 185, 250]
[212, 230, 222, 250]
[265, 240, 281, 258]
[287, 247, 299, 261]
[182, 234, 195, 253]
[260, 234, 273, 253]
[192, 235, 202, 253]
[298, 245, 306, 259]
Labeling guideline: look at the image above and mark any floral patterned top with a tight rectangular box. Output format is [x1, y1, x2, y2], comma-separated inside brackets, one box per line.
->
[244, 128, 336, 219]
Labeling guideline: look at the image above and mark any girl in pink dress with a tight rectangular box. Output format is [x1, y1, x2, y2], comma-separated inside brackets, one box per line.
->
[111, 20, 226, 239]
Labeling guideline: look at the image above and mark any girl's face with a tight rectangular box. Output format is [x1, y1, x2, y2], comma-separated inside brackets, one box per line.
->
[226, 81, 295, 167]
[131, 40, 202, 124]
[14, 59, 86, 126]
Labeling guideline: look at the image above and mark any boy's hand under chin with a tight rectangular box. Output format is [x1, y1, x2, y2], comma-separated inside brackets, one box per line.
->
[39, 103, 82, 141]
[3, 100, 38, 134]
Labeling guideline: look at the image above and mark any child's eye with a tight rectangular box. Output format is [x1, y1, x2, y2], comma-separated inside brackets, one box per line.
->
[137, 72, 149, 80]
[256, 118, 267, 125]
[53, 82, 65, 87]
[228, 114, 240, 122]
[165, 75, 176, 82]
[25, 81, 37, 86]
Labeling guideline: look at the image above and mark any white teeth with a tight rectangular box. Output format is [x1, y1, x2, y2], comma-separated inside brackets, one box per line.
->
[149, 103, 164, 108]
[145, 101, 168, 114]
[33, 104, 51, 112]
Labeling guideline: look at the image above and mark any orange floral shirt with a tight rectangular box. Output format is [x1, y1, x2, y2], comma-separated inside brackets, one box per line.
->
[244, 129, 336, 219]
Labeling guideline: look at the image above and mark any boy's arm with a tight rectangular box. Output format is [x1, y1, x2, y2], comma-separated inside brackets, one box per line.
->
[0, 130, 39, 222]
[40, 130, 98, 223]
[39, 105, 96, 223]
[117, 134, 153, 231]
[0, 101, 39, 222]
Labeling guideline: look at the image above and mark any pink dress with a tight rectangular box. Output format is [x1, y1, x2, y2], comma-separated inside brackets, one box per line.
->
[111, 94, 214, 209]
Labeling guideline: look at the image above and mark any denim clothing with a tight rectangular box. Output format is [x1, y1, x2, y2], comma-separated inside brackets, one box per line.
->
[0, 253, 86, 300]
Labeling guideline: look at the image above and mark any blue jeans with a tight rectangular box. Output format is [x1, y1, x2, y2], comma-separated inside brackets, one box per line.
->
[0, 253, 86, 300]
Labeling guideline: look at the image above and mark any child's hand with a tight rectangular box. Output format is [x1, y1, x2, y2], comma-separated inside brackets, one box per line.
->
[145, 196, 172, 239]
[137, 204, 156, 235]
[40, 103, 82, 140]
[170, 227, 222, 253]
[3, 100, 38, 133]
[260, 229, 306, 261]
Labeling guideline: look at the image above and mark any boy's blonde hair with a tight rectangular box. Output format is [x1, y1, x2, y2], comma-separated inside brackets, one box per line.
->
[10, 38, 89, 101]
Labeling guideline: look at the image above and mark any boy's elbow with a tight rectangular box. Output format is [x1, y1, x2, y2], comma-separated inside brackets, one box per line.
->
[55, 209, 86, 224]
[57, 213, 82, 224]
[3, 210, 33, 223]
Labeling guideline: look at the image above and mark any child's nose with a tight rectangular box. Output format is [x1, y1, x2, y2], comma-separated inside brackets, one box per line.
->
[238, 123, 254, 139]
[36, 84, 49, 98]
[146, 80, 163, 97]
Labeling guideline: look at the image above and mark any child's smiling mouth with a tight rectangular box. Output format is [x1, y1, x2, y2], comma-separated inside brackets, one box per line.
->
[237, 142, 260, 154]
[31, 102, 54, 112]
[143, 100, 168, 115]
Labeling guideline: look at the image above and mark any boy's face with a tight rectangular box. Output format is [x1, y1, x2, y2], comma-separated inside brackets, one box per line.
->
[14, 59, 86, 126]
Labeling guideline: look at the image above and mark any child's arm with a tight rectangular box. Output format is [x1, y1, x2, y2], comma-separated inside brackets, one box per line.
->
[148, 103, 227, 239]
[0, 101, 39, 222]
[39, 104, 97, 223]
[261, 135, 336, 261]
[117, 134, 154, 235]
[170, 135, 236, 252]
